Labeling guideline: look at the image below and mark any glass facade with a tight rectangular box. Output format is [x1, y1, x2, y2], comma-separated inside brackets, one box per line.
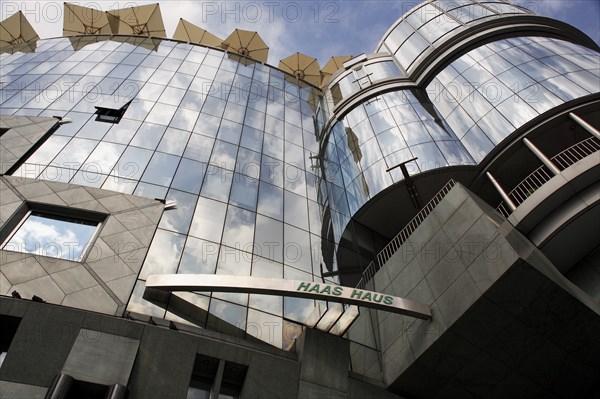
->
[319, 34, 598, 269]
[321, 89, 474, 248]
[426, 36, 600, 161]
[1, 0, 599, 383]
[1, 36, 330, 350]
[378, 0, 532, 71]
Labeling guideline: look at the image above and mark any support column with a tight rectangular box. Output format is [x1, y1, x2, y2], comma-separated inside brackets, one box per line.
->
[209, 360, 225, 399]
[523, 138, 561, 175]
[570, 113, 600, 139]
[486, 172, 516, 212]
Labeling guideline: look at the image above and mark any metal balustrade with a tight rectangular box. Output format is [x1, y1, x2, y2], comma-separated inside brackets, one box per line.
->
[497, 136, 600, 217]
[355, 179, 456, 290]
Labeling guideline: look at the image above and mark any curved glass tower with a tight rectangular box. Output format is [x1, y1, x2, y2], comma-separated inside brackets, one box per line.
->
[1, 1, 599, 397]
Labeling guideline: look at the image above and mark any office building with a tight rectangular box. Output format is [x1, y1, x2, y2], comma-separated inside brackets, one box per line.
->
[0, 1, 599, 397]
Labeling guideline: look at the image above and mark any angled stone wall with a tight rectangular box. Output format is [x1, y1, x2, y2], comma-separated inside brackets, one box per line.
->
[349, 183, 600, 397]
[0, 175, 163, 316]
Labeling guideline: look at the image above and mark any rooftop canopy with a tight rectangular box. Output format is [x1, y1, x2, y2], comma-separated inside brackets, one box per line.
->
[279, 52, 322, 87]
[106, 3, 166, 37]
[173, 18, 222, 47]
[221, 29, 269, 63]
[320, 56, 353, 86]
[63, 3, 111, 36]
[0, 11, 39, 53]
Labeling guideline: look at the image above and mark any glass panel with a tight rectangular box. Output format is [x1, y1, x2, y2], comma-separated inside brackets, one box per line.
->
[83, 142, 126, 176]
[253, 214, 283, 263]
[111, 146, 153, 181]
[230, 174, 259, 212]
[178, 237, 219, 274]
[139, 229, 185, 279]
[200, 166, 233, 202]
[222, 204, 256, 250]
[141, 152, 181, 186]
[189, 196, 227, 243]
[157, 127, 191, 156]
[246, 309, 283, 348]
[208, 298, 247, 331]
[159, 189, 197, 234]
[184, 134, 215, 163]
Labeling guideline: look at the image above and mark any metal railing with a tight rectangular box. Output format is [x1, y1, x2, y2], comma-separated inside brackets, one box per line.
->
[497, 136, 600, 217]
[552, 136, 600, 170]
[355, 179, 456, 290]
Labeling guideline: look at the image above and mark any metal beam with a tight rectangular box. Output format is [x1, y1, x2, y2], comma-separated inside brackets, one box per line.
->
[570, 112, 600, 140]
[523, 138, 560, 175]
[486, 172, 516, 212]
[145, 274, 431, 320]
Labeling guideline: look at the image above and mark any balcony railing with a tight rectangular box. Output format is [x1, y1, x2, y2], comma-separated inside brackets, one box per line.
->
[355, 179, 456, 290]
[497, 136, 600, 217]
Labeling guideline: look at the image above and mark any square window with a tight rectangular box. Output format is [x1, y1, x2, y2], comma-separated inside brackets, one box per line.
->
[1, 204, 105, 262]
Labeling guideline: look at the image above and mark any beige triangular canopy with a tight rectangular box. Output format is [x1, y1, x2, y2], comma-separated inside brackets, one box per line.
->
[63, 3, 111, 36]
[68, 35, 110, 51]
[321, 56, 353, 86]
[221, 29, 268, 63]
[279, 52, 321, 87]
[106, 3, 166, 37]
[0, 11, 39, 53]
[173, 18, 222, 47]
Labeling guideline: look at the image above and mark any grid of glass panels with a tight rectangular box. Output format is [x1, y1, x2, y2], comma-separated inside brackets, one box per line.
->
[426, 36, 600, 162]
[321, 89, 474, 245]
[0, 36, 333, 350]
[378, 0, 531, 71]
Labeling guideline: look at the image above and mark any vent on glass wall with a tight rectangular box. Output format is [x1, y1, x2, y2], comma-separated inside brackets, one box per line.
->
[94, 95, 133, 124]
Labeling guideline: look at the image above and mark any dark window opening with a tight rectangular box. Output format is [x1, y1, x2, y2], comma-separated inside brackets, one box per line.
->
[220, 361, 248, 399]
[94, 100, 131, 124]
[0, 315, 21, 368]
[0, 127, 10, 137]
[46, 374, 126, 399]
[187, 354, 248, 399]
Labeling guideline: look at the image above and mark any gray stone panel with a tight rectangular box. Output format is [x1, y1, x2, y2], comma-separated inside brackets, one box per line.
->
[0, 302, 85, 387]
[347, 376, 404, 399]
[61, 328, 140, 386]
[240, 352, 300, 399]
[127, 327, 198, 399]
[296, 328, 350, 393]
[0, 116, 58, 174]
[0, 380, 48, 399]
[298, 380, 345, 399]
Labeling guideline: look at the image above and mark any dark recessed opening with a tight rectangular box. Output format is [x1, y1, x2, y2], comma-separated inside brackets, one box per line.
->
[0, 315, 21, 367]
[94, 100, 131, 124]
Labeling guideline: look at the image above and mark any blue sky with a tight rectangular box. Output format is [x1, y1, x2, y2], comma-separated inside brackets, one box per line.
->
[2, 1, 599, 66]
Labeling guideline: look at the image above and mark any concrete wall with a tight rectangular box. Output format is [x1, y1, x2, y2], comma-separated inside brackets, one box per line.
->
[567, 246, 600, 307]
[354, 183, 600, 398]
[0, 297, 400, 399]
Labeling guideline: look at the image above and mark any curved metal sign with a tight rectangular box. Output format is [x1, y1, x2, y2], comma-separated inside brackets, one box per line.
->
[145, 274, 431, 320]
